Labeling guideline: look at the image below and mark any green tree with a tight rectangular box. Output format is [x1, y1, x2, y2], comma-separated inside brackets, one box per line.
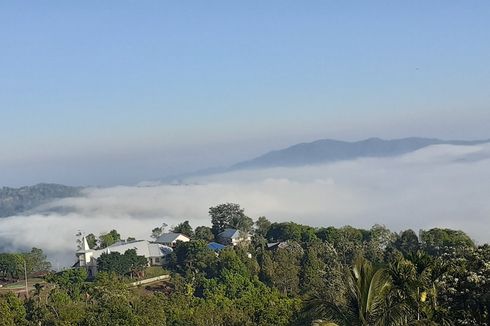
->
[0, 292, 27, 326]
[45, 267, 88, 299]
[394, 229, 420, 257]
[432, 245, 488, 325]
[97, 249, 148, 277]
[99, 229, 121, 249]
[267, 222, 317, 242]
[209, 203, 251, 237]
[255, 216, 272, 237]
[0, 253, 23, 279]
[301, 242, 326, 295]
[151, 227, 164, 239]
[420, 228, 475, 255]
[84, 272, 138, 326]
[321, 226, 366, 264]
[261, 241, 303, 296]
[194, 226, 214, 241]
[231, 215, 254, 234]
[169, 240, 218, 276]
[172, 220, 194, 238]
[97, 252, 128, 276]
[133, 294, 167, 325]
[124, 249, 149, 278]
[365, 225, 396, 264]
[307, 256, 402, 326]
[23, 247, 51, 275]
[86, 233, 97, 249]
[42, 288, 86, 325]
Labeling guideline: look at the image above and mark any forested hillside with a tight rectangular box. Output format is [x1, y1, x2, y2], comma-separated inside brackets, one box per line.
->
[0, 183, 81, 217]
[0, 204, 489, 325]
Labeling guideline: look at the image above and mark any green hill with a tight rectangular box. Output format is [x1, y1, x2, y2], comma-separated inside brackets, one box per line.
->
[0, 183, 81, 217]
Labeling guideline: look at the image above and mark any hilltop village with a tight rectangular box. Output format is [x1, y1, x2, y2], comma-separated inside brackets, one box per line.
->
[1, 203, 488, 325]
[76, 227, 251, 277]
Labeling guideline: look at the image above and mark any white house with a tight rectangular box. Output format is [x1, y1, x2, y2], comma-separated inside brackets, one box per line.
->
[217, 228, 251, 246]
[76, 237, 173, 277]
[154, 232, 190, 247]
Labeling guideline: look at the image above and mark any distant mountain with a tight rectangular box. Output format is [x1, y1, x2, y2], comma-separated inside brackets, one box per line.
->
[0, 183, 81, 217]
[230, 137, 490, 170]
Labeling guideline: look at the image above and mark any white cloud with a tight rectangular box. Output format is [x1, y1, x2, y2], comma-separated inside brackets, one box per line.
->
[1, 144, 490, 267]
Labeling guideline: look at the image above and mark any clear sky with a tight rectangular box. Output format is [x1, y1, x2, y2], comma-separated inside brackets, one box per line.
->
[1, 1, 490, 186]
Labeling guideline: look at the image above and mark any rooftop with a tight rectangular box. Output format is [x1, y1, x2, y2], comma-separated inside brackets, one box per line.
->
[218, 228, 241, 239]
[89, 240, 173, 259]
[155, 232, 190, 244]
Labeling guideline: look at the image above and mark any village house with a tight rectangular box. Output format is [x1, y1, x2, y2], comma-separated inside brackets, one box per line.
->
[154, 232, 190, 247]
[217, 228, 251, 246]
[75, 236, 173, 277]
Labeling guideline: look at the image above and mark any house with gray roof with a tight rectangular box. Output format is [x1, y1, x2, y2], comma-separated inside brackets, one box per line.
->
[76, 237, 173, 277]
[154, 232, 190, 247]
[217, 228, 251, 246]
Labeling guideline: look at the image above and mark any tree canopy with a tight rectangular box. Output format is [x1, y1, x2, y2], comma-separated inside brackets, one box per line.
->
[0, 204, 488, 326]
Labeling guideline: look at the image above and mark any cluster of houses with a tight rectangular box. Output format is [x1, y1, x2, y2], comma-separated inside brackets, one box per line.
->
[75, 228, 251, 276]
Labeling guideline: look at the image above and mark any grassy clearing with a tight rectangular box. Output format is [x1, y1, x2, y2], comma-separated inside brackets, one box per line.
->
[0, 278, 45, 290]
[144, 266, 168, 279]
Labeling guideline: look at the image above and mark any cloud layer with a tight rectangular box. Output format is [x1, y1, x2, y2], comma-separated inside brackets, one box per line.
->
[1, 143, 490, 267]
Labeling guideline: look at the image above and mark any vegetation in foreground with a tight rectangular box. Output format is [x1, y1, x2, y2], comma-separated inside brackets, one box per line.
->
[1, 203, 489, 325]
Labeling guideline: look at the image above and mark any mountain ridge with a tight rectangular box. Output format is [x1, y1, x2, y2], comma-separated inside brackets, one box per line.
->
[230, 137, 490, 170]
[0, 183, 81, 218]
[162, 137, 490, 182]
[2, 138, 490, 216]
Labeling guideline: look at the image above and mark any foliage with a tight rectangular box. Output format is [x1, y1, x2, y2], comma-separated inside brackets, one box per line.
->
[45, 267, 88, 299]
[23, 247, 52, 275]
[307, 256, 397, 326]
[420, 228, 475, 254]
[255, 216, 272, 237]
[85, 233, 97, 249]
[0, 204, 487, 325]
[260, 241, 303, 296]
[98, 229, 121, 249]
[194, 225, 214, 241]
[97, 249, 148, 277]
[267, 222, 318, 242]
[171, 220, 194, 237]
[0, 248, 51, 280]
[0, 253, 24, 279]
[209, 203, 253, 237]
[168, 240, 217, 276]
[0, 292, 27, 326]
[151, 227, 164, 239]
[394, 229, 420, 257]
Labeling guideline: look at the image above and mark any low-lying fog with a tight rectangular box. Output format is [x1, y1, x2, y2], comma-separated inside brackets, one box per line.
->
[1, 143, 489, 268]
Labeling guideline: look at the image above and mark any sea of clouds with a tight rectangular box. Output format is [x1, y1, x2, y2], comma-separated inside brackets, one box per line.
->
[1, 143, 490, 268]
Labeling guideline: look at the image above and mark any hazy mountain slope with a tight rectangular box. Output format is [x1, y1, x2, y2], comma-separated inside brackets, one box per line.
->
[0, 183, 81, 217]
[231, 137, 490, 170]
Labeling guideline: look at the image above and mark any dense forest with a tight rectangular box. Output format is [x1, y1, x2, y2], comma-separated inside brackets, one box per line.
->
[1, 203, 489, 325]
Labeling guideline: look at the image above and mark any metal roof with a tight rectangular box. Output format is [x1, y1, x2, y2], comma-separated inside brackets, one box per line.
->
[91, 240, 172, 259]
[218, 228, 241, 239]
[155, 232, 190, 243]
[207, 242, 226, 251]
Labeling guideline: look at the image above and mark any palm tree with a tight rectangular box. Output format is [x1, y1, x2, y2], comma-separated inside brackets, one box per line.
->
[388, 252, 453, 326]
[307, 256, 406, 325]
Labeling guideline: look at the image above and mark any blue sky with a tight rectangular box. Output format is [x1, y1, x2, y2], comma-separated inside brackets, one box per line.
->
[1, 1, 490, 186]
